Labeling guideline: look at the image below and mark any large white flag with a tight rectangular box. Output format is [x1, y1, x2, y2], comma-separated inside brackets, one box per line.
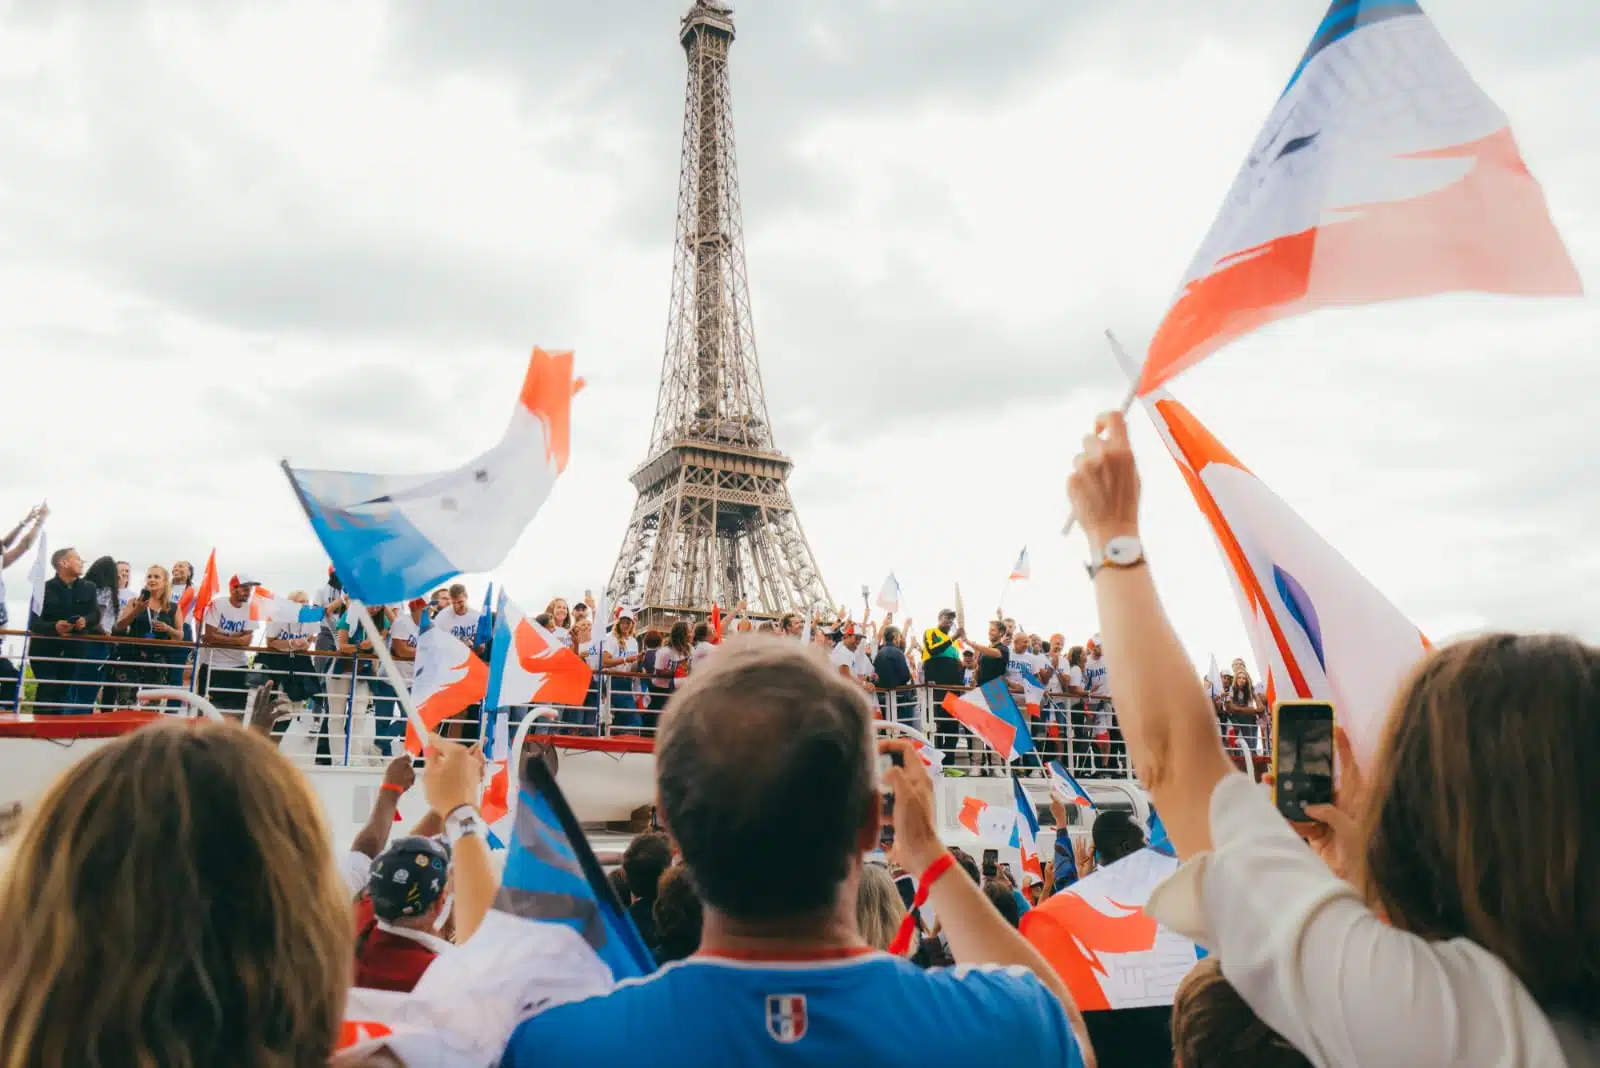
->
[875, 573, 902, 614]
[487, 596, 592, 710]
[1135, 0, 1580, 395]
[1116, 344, 1428, 763]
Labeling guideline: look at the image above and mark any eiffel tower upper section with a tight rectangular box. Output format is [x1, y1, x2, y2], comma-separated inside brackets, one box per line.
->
[606, 1, 831, 622]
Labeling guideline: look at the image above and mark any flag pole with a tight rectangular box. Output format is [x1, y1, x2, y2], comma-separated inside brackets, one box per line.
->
[1060, 330, 1140, 539]
[348, 598, 433, 748]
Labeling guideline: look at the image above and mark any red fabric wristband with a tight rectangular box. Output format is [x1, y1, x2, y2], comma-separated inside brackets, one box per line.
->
[888, 853, 956, 956]
[380, 783, 405, 795]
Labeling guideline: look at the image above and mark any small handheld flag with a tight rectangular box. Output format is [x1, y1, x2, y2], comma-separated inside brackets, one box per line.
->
[26, 525, 48, 617]
[1048, 761, 1096, 809]
[407, 627, 489, 754]
[875, 573, 902, 614]
[1009, 547, 1031, 582]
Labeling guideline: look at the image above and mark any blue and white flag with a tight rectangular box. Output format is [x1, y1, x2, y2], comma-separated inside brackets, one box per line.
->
[283, 349, 582, 606]
[1048, 760, 1096, 810]
[499, 755, 654, 980]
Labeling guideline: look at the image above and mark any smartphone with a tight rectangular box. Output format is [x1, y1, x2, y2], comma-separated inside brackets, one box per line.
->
[981, 848, 999, 879]
[1273, 700, 1336, 821]
[877, 750, 903, 848]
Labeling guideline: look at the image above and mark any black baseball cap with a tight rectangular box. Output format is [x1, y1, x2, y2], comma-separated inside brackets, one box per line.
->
[368, 836, 449, 921]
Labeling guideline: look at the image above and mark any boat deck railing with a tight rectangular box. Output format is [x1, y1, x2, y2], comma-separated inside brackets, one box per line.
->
[0, 629, 1271, 778]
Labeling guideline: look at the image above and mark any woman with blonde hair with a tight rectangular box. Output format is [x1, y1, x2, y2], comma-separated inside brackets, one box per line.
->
[0, 720, 351, 1067]
[1067, 410, 1600, 1066]
[856, 862, 908, 951]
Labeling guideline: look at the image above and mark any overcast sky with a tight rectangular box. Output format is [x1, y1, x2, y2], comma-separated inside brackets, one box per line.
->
[3, 0, 1596, 670]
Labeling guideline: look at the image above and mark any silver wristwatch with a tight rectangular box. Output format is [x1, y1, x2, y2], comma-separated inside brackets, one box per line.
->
[1086, 535, 1146, 579]
[443, 804, 484, 848]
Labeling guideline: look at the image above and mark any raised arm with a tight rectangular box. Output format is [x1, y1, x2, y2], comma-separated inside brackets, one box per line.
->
[1067, 410, 1234, 859]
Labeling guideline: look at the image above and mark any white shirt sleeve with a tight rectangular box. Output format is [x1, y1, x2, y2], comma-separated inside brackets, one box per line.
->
[1145, 774, 1568, 1068]
[338, 850, 374, 900]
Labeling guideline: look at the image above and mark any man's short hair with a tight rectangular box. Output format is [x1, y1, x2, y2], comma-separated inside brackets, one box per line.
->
[448, 583, 468, 598]
[1092, 810, 1147, 865]
[657, 638, 875, 921]
[622, 832, 674, 905]
[50, 547, 74, 569]
[938, 608, 956, 620]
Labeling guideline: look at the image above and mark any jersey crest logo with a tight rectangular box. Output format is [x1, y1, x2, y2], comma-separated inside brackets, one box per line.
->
[765, 994, 808, 1044]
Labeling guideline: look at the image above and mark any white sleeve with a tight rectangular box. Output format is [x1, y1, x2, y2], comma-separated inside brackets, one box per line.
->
[1146, 774, 1567, 1068]
[338, 850, 374, 899]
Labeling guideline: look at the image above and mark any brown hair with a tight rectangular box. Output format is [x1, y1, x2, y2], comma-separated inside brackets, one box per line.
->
[1357, 633, 1600, 1019]
[1172, 958, 1310, 1067]
[0, 721, 351, 1068]
[657, 638, 875, 921]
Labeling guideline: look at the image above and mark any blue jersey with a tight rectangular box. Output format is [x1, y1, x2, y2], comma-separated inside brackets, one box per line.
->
[502, 949, 1083, 1067]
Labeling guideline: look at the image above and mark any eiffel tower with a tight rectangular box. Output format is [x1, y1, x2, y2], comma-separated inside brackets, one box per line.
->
[606, 1, 831, 625]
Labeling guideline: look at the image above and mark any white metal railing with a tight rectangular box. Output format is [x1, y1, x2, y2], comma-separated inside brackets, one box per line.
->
[0, 630, 1269, 777]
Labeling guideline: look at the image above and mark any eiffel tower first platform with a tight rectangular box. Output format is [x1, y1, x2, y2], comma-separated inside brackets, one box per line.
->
[606, 1, 831, 627]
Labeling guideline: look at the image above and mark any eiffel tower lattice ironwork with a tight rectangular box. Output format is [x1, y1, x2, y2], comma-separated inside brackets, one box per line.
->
[606, 1, 830, 624]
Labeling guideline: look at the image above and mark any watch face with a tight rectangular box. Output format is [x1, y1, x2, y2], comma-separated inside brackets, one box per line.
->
[1104, 536, 1142, 564]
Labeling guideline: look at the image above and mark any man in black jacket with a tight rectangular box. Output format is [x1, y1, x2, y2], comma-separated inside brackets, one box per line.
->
[873, 625, 914, 725]
[28, 547, 102, 714]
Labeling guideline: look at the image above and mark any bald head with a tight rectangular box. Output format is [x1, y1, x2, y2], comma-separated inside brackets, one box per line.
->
[657, 638, 876, 921]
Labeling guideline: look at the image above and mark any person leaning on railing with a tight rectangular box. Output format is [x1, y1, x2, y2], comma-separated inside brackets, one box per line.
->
[27, 547, 101, 715]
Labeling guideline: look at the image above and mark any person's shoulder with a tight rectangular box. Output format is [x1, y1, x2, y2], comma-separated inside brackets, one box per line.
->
[504, 966, 685, 1065]
[910, 963, 1074, 1047]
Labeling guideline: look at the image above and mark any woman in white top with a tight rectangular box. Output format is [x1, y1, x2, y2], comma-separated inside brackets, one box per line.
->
[545, 598, 572, 643]
[1066, 411, 1600, 1067]
[602, 614, 643, 732]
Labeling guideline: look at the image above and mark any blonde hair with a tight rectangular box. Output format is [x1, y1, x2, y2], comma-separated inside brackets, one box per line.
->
[855, 863, 907, 951]
[145, 563, 173, 614]
[0, 721, 351, 1068]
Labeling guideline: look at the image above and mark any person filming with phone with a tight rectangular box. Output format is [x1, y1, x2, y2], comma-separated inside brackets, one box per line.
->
[1067, 409, 1600, 1067]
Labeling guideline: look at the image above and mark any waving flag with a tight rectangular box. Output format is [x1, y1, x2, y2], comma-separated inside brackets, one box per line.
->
[1116, 346, 1428, 763]
[284, 348, 584, 605]
[1021, 849, 1200, 1011]
[1009, 547, 1031, 582]
[1048, 760, 1096, 810]
[875, 573, 902, 613]
[1010, 776, 1044, 881]
[941, 678, 1035, 761]
[1017, 663, 1046, 720]
[1206, 654, 1225, 699]
[179, 549, 218, 625]
[1136, 0, 1581, 395]
[487, 595, 592, 710]
[1147, 805, 1173, 855]
[957, 796, 1019, 844]
[252, 594, 323, 625]
[26, 525, 48, 617]
[407, 627, 489, 754]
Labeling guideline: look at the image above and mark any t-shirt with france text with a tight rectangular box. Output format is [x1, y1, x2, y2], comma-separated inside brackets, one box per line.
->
[501, 950, 1083, 1068]
[201, 597, 256, 669]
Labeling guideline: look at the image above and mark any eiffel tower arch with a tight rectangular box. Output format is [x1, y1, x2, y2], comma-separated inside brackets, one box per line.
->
[606, 1, 831, 626]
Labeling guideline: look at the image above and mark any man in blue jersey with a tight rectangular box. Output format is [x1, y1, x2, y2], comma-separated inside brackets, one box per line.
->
[502, 638, 1092, 1067]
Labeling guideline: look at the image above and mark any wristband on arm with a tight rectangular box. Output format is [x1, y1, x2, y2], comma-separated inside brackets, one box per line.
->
[888, 852, 956, 956]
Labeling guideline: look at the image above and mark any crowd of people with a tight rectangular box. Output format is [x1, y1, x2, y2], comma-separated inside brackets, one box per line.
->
[0, 412, 1592, 1067]
[2, 508, 1267, 774]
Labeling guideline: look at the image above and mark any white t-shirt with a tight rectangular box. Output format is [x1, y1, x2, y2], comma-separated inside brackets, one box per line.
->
[1084, 655, 1110, 697]
[1005, 650, 1050, 689]
[654, 647, 687, 686]
[266, 618, 316, 647]
[432, 606, 481, 647]
[692, 640, 717, 664]
[202, 597, 256, 669]
[828, 642, 863, 677]
[854, 645, 875, 679]
[576, 640, 601, 671]
[602, 634, 638, 667]
[388, 609, 421, 681]
[118, 585, 136, 610]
